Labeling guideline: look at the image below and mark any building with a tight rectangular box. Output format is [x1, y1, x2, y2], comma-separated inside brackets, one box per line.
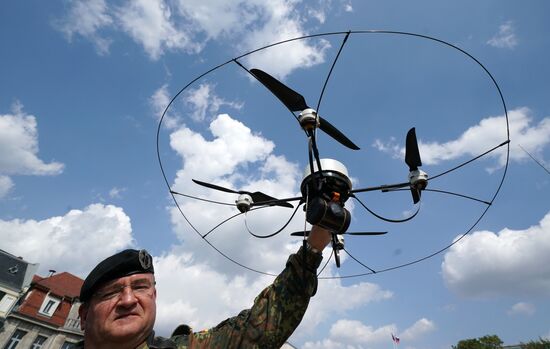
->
[0, 250, 38, 331]
[0, 268, 84, 349]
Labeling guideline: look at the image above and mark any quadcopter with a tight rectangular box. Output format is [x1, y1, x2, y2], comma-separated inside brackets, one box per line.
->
[161, 30, 509, 277]
[176, 66, 429, 270]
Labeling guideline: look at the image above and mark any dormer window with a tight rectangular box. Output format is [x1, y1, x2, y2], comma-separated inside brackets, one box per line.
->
[38, 295, 60, 317]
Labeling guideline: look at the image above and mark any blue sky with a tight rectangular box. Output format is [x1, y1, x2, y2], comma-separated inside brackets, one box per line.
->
[1, 1, 550, 348]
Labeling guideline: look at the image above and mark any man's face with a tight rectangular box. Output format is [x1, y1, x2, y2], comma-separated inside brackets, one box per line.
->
[79, 273, 157, 343]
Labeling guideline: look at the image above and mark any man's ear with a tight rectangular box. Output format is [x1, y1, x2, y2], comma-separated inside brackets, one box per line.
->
[78, 303, 88, 330]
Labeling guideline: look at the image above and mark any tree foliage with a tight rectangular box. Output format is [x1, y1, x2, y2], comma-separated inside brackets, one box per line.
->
[521, 338, 550, 349]
[452, 335, 503, 349]
[453, 335, 550, 349]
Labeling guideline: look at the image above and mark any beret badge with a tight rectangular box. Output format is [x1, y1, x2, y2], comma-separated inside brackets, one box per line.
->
[139, 249, 152, 270]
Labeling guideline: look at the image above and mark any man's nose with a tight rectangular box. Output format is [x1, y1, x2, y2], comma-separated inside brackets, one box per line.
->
[117, 286, 138, 306]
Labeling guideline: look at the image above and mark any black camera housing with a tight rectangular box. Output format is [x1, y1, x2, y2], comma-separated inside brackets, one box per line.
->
[300, 159, 353, 234]
[306, 196, 351, 234]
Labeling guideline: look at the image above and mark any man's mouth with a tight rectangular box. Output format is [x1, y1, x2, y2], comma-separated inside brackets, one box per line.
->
[115, 313, 140, 320]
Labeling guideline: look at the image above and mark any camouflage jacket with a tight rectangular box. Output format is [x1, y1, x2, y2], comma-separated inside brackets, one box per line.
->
[77, 246, 322, 349]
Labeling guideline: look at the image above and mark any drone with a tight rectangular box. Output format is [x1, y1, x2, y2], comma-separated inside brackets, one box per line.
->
[161, 30, 509, 276]
[178, 67, 432, 270]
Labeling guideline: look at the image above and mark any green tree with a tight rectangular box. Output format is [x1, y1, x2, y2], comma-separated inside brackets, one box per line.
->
[453, 335, 503, 349]
[521, 338, 550, 349]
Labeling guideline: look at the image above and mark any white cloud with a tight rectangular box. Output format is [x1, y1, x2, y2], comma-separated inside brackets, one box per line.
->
[328, 319, 395, 345]
[487, 21, 518, 49]
[170, 113, 275, 181]
[508, 302, 535, 316]
[183, 83, 244, 122]
[0, 204, 134, 277]
[108, 186, 126, 199]
[442, 211, 550, 298]
[302, 317, 434, 349]
[299, 279, 393, 337]
[0, 175, 14, 198]
[0, 102, 64, 197]
[241, 2, 331, 79]
[153, 248, 273, 334]
[305, 0, 354, 24]
[150, 84, 182, 129]
[173, 0, 258, 40]
[344, 2, 353, 12]
[373, 108, 550, 169]
[400, 318, 436, 341]
[116, 0, 200, 60]
[57, 0, 329, 75]
[54, 0, 113, 55]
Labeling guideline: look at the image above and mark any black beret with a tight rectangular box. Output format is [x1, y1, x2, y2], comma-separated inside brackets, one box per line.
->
[80, 249, 154, 302]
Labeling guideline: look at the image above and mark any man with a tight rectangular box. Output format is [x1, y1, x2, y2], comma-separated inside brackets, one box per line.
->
[77, 226, 331, 348]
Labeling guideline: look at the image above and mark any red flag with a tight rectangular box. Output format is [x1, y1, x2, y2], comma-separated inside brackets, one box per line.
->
[392, 333, 400, 344]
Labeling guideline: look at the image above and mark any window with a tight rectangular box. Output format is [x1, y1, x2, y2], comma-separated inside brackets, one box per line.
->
[3, 329, 27, 349]
[38, 295, 60, 317]
[30, 335, 48, 349]
[0, 291, 16, 314]
[60, 342, 76, 349]
[43, 300, 55, 313]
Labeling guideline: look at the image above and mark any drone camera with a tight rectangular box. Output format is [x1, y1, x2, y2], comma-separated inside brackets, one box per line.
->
[235, 194, 253, 213]
[301, 159, 353, 233]
[306, 196, 351, 233]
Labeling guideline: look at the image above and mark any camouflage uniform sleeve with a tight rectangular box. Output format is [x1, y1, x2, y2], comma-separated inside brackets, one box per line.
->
[183, 245, 323, 349]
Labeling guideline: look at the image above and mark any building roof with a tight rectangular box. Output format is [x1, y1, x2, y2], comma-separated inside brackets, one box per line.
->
[32, 272, 83, 299]
[0, 249, 37, 292]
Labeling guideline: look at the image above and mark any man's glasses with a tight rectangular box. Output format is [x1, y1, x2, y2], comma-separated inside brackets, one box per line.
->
[93, 279, 155, 302]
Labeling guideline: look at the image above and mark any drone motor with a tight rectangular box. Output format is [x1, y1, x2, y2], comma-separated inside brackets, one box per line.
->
[235, 194, 253, 213]
[408, 169, 428, 190]
[298, 108, 320, 131]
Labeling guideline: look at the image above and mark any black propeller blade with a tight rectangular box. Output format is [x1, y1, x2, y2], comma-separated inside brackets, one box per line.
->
[291, 231, 387, 237]
[317, 117, 360, 150]
[250, 68, 308, 111]
[405, 127, 422, 171]
[250, 68, 359, 150]
[192, 179, 293, 208]
[411, 188, 421, 204]
[405, 128, 424, 204]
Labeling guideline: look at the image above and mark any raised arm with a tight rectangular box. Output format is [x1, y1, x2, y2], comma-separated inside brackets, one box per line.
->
[181, 226, 331, 348]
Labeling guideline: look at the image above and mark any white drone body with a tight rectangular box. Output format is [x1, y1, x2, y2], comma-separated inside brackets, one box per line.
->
[301, 158, 353, 199]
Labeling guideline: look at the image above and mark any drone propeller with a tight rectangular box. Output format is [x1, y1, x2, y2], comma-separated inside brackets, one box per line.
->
[405, 127, 422, 172]
[192, 179, 293, 209]
[290, 230, 387, 237]
[404, 128, 426, 204]
[250, 68, 359, 150]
